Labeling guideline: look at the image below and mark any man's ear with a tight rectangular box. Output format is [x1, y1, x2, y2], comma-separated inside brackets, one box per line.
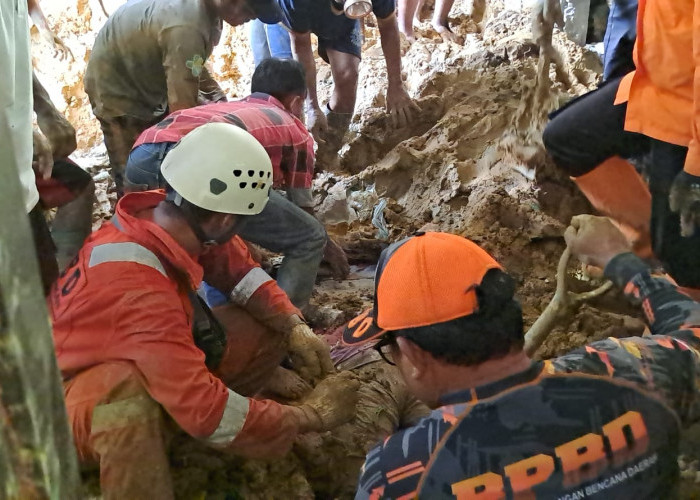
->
[395, 336, 431, 380]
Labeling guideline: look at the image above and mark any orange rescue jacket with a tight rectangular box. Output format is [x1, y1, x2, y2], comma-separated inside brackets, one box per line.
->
[50, 191, 301, 453]
[616, 0, 700, 175]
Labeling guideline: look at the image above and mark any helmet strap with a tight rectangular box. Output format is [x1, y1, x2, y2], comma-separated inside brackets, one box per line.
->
[165, 190, 217, 247]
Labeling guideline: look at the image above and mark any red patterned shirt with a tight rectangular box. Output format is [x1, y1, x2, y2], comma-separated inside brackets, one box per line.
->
[133, 93, 315, 190]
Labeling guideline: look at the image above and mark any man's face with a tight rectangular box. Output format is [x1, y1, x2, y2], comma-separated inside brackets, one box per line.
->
[390, 341, 442, 408]
[217, 0, 256, 26]
[201, 213, 242, 246]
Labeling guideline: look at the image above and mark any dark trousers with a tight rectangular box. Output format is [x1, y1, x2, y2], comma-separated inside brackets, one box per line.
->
[98, 115, 159, 196]
[543, 78, 700, 288]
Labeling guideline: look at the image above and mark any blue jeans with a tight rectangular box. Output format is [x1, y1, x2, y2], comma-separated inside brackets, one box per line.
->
[249, 20, 293, 67]
[124, 142, 176, 190]
[602, 0, 637, 81]
[202, 190, 327, 308]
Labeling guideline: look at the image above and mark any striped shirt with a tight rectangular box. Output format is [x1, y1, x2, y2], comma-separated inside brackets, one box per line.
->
[134, 93, 315, 190]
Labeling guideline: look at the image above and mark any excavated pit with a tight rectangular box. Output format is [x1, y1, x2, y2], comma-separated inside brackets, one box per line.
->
[32, 0, 700, 497]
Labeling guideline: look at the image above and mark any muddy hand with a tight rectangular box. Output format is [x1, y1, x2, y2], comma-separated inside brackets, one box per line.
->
[669, 171, 700, 237]
[45, 31, 74, 61]
[288, 323, 335, 382]
[32, 128, 54, 180]
[264, 366, 312, 400]
[36, 108, 77, 160]
[564, 215, 631, 269]
[434, 24, 463, 44]
[387, 86, 420, 128]
[306, 106, 329, 144]
[298, 372, 360, 431]
[323, 237, 350, 279]
[532, 0, 564, 45]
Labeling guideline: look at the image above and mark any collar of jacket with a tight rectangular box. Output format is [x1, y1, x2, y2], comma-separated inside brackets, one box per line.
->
[113, 191, 204, 289]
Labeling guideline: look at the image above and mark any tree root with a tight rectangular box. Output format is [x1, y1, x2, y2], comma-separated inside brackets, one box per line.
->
[524, 247, 613, 357]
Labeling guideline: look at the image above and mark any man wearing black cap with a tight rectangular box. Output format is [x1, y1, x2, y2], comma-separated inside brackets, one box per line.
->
[84, 0, 284, 195]
[346, 216, 700, 499]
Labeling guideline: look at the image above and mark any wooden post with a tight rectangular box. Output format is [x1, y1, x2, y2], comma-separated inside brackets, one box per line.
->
[0, 166, 80, 498]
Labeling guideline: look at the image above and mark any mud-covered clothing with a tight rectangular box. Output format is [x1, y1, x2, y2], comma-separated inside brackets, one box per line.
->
[356, 252, 700, 499]
[131, 93, 315, 195]
[615, 0, 700, 176]
[84, 0, 222, 122]
[49, 191, 302, 454]
[278, 0, 394, 61]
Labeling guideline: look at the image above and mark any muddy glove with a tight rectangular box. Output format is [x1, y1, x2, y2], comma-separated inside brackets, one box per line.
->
[288, 322, 335, 382]
[297, 372, 360, 431]
[306, 106, 328, 144]
[669, 171, 700, 237]
[532, 0, 564, 45]
[323, 237, 350, 279]
[32, 127, 54, 180]
[564, 215, 631, 269]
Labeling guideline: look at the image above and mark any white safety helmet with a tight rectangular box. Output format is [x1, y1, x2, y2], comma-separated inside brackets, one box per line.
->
[161, 122, 273, 215]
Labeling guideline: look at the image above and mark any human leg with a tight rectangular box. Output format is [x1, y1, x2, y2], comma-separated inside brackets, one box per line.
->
[249, 19, 271, 67]
[398, 0, 421, 40]
[236, 190, 327, 308]
[211, 303, 288, 396]
[543, 77, 651, 248]
[124, 142, 176, 191]
[432, 0, 458, 42]
[63, 362, 173, 499]
[648, 141, 700, 288]
[98, 115, 156, 196]
[265, 23, 293, 60]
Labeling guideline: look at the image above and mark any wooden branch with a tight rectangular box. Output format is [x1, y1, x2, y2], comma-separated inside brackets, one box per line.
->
[524, 246, 613, 357]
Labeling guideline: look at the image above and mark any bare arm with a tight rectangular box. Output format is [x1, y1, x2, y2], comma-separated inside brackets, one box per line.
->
[290, 31, 329, 142]
[198, 66, 227, 104]
[32, 71, 77, 159]
[376, 12, 419, 127]
[290, 31, 320, 112]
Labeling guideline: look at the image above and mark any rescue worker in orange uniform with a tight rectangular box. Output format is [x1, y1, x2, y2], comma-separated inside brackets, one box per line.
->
[543, 0, 700, 290]
[49, 123, 359, 498]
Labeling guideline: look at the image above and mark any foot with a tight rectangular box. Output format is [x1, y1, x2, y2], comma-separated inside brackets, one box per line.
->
[433, 23, 463, 44]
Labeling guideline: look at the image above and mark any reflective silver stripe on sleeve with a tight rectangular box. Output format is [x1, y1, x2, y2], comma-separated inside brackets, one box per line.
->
[229, 267, 273, 305]
[89, 242, 167, 277]
[204, 389, 250, 446]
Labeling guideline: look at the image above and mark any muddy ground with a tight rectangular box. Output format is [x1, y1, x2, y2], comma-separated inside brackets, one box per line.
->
[34, 0, 700, 498]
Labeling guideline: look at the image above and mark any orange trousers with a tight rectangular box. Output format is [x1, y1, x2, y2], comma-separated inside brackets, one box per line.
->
[63, 304, 286, 499]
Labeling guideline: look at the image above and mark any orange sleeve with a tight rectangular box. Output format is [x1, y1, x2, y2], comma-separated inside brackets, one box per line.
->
[199, 236, 301, 334]
[227, 398, 302, 458]
[685, 0, 700, 175]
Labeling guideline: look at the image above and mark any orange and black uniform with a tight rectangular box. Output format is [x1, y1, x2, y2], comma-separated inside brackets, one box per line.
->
[543, 0, 700, 288]
[355, 253, 700, 499]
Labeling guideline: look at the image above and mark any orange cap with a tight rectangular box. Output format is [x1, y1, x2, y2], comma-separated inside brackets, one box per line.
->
[342, 232, 502, 345]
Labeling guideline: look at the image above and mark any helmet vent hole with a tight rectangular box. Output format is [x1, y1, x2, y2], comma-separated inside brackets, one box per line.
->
[233, 170, 242, 177]
[252, 182, 258, 189]
[259, 171, 264, 177]
[239, 182, 247, 188]
[210, 178, 227, 195]
[267, 172, 271, 178]
[261, 183, 266, 189]
[248, 203, 254, 209]
[247, 170, 254, 177]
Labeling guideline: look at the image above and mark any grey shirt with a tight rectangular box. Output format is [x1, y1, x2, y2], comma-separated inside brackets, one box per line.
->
[84, 0, 222, 121]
